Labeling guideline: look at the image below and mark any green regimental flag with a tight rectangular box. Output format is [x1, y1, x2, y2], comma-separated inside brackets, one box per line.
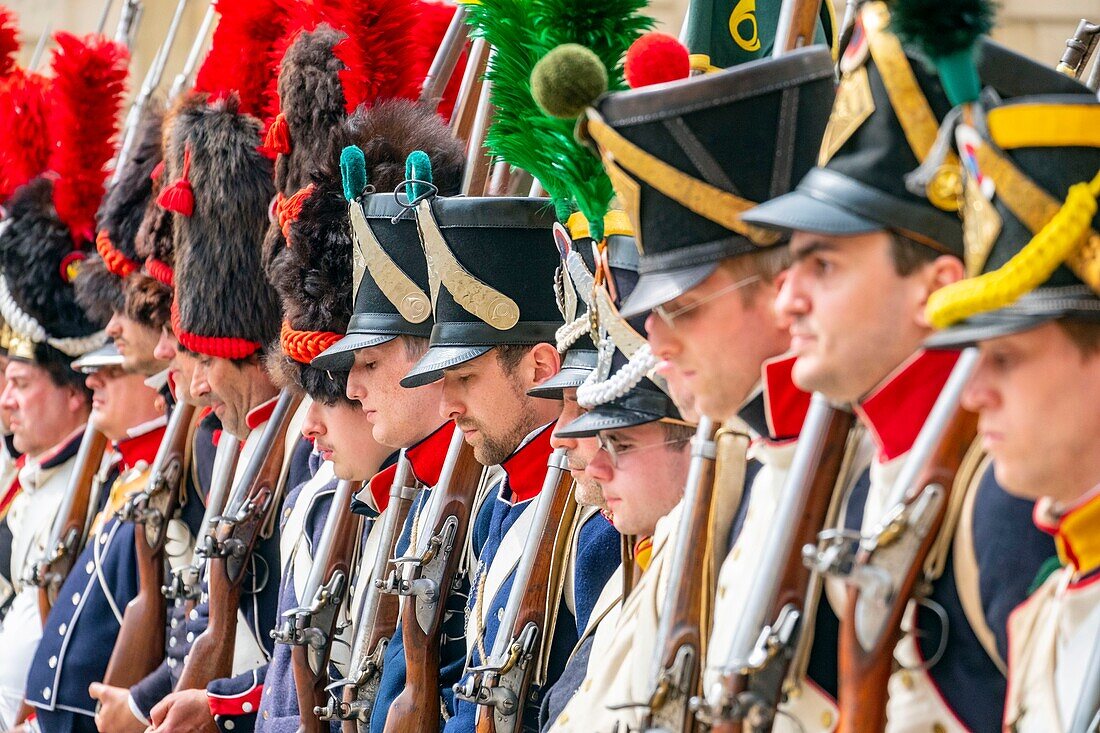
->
[682, 0, 836, 68]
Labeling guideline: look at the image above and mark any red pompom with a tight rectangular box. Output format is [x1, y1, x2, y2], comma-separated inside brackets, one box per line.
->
[624, 32, 690, 89]
[260, 111, 292, 158]
[157, 147, 194, 216]
[0, 6, 20, 80]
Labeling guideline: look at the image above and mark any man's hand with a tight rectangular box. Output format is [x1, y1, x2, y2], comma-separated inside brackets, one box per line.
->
[90, 683, 146, 733]
[147, 690, 216, 733]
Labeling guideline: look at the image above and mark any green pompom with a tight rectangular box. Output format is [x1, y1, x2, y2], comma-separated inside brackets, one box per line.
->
[341, 145, 368, 202]
[891, 0, 993, 106]
[405, 150, 433, 201]
[531, 44, 609, 120]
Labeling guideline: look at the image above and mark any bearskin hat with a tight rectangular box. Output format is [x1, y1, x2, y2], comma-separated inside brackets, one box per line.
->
[169, 93, 279, 359]
[267, 98, 463, 402]
[0, 32, 128, 383]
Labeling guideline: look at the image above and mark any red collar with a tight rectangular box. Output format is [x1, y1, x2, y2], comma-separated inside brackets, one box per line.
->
[854, 349, 960, 462]
[367, 463, 399, 513]
[406, 422, 457, 487]
[115, 421, 168, 470]
[761, 354, 813, 443]
[245, 396, 279, 431]
[501, 422, 556, 504]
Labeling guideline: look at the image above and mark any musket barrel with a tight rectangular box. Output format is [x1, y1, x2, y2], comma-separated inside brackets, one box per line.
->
[882, 348, 979, 511]
[486, 448, 569, 663]
[420, 5, 470, 108]
[717, 394, 839, 674]
[648, 416, 715, 692]
[299, 479, 358, 603]
[222, 389, 297, 519]
[168, 2, 216, 101]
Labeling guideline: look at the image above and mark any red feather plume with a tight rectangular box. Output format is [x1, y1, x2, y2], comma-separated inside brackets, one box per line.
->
[0, 6, 19, 80]
[0, 70, 50, 203]
[321, 0, 423, 113]
[193, 0, 294, 117]
[46, 32, 129, 244]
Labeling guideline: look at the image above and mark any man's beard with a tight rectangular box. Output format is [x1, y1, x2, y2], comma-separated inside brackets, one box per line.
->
[574, 476, 607, 510]
[463, 417, 530, 466]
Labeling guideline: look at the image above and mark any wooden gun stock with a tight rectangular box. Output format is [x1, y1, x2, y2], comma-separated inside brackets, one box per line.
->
[473, 465, 577, 733]
[105, 402, 197, 687]
[836, 407, 977, 733]
[36, 428, 110, 623]
[712, 405, 854, 733]
[774, 0, 825, 56]
[383, 440, 483, 733]
[294, 482, 365, 733]
[177, 393, 302, 690]
[644, 421, 720, 733]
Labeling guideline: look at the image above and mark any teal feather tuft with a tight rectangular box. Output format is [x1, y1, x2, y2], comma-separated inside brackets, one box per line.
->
[405, 150, 433, 201]
[465, 0, 653, 240]
[341, 145, 368, 203]
[890, 0, 995, 105]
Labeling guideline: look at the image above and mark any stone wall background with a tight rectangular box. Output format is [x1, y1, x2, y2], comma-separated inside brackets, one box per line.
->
[2, 0, 1096, 104]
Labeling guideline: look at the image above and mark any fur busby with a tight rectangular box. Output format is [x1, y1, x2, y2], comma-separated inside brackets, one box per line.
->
[122, 158, 176, 332]
[171, 93, 279, 360]
[266, 98, 464, 401]
[0, 32, 128, 367]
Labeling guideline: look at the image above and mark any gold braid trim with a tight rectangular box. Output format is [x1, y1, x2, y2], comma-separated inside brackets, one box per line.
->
[926, 170, 1100, 329]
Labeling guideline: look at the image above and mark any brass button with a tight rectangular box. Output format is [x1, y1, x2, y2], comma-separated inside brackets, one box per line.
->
[822, 711, 834, 728]
[900, 670, 914, 690]
[932, 725, 946, 733]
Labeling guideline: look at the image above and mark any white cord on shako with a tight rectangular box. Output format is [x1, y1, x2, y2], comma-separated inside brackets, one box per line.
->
[576, 340, 656, 409]
[0, 273, 107, 356]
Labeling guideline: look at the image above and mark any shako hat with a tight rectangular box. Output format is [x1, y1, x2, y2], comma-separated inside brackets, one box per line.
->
[397, 159, 561, 389]
[271, 98, 463, 401]
[742, 2, 1088, 256]
[529, 211, 637, 400]
[0, 32, 129, 369]
[579, 44, 837, 318]
[556, 219, 684, 437]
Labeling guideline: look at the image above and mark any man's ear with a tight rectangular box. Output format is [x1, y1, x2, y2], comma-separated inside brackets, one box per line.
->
[916, 255, 966, 328]
[528, 342, 562, 388]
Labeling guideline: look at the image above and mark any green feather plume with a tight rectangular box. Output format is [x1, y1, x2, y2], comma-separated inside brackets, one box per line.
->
[465, 0, 653, 241]
[890, 0, 995, 106]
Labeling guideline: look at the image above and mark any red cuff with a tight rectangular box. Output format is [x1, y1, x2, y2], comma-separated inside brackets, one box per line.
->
[207, 684, 263, 717]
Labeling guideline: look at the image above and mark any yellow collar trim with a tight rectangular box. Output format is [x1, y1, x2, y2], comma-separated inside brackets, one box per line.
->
[1056, 490, 1100, 576]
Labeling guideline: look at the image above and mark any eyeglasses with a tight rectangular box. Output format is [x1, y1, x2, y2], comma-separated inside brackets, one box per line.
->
[596, 433, 690, 469]
[653, 274, 762, 327]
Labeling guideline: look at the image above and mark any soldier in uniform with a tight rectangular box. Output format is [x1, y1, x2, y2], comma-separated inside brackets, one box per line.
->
[921, 90, 1100, 732]
[0, 318, 22, 624]
[146, 88, 311, 730]
[308, 111, 467, 733]
[391, 164, 618, 732]
[739, 4, 1092, 729]
[0, 191, 96, 729]
[576, 24, 850, 729]
[0, 31, 130, 731]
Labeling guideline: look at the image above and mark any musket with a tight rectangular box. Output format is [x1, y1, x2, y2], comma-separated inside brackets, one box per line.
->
[460, 61, 496, 197]
[97, 0, 116, 36]
[176, 389, 303, 690]
[450, 37, 491, 144]
[323, 454, 418, 730]
[803, 348, 980, 732]
[618, 418, 719, 733]
[1069, 622, 1100, 733]
[113, 0, 143, 48]
[102, 400, 197, 686]
[381, 427, 485, 733]
[1057, 19, 1100, 91]
[28, 24, 52, 72]
[28, 427, 110, 622]
[772, 0, 825, 57]
[269, 478, 364, 733]
[454, 448, 576, 733]
[162, 431, 240, 605]
[420, 4, 470, 112]
[110, 0, 191, 183]
[696, 396, 854, 732]
[167, 2, 217, 102]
